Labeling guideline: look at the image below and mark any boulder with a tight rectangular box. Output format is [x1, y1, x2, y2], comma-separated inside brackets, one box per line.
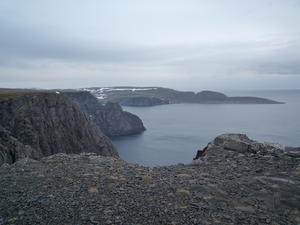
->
[192, 133, 298, 163]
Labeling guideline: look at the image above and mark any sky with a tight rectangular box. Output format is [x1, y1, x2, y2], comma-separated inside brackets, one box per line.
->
[1, 0, 300, 92]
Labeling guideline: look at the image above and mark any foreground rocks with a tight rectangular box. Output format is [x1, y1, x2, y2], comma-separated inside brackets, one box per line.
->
[1, 134, 300, 224]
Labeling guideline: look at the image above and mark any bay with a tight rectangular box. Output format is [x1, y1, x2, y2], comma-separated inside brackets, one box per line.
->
[111, 89, 300, 166]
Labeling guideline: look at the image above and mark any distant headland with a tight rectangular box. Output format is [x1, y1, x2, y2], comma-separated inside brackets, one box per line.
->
[79, 87, 284, 106]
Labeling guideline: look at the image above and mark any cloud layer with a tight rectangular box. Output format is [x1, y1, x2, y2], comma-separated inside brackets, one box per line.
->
[1, 0, 300, 90]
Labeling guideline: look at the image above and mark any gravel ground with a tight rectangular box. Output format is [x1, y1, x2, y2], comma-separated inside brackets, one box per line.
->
[0, 151, 299, 225]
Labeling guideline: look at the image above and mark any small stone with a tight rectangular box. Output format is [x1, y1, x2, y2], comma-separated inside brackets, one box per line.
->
[223, 214, 231, 220]
[105, 220, 113, 225]
[255, 168, 262, 172]
[115, 219, 122, 225]
[235, 206, 255, 213]
[189, 202, 201, 208]
[90, 216, 99, 224]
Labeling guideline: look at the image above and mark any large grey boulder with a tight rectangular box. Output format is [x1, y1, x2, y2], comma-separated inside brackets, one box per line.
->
[193, 133, 299, 163]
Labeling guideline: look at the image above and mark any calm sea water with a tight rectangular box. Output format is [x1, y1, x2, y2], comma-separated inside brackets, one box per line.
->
[111, 89, 300, 166]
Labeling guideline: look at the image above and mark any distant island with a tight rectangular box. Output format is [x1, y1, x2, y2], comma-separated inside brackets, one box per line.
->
[80, 87, 284, 106]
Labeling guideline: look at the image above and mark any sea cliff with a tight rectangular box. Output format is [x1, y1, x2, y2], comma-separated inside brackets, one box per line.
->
[63, 91, 146, 136]
[0, 91, 118, 165]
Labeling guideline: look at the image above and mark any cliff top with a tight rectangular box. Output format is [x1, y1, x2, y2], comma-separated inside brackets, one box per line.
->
[1, 134, 299, 224]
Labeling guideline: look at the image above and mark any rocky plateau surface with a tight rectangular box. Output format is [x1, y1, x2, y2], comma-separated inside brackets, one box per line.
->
[1, 134, 299, 224]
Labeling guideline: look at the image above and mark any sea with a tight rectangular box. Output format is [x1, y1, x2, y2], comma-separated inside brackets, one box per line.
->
[110, 89, 300, 167]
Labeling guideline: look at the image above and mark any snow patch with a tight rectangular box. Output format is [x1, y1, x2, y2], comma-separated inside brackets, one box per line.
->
[97, 95, 107, 99]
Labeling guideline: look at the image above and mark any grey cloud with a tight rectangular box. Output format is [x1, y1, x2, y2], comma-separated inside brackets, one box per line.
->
[1, 1, 300, 91]
[2, 22, 300, 79]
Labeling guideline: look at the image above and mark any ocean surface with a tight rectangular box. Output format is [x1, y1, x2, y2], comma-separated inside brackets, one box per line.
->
[111, 89, 300, 167]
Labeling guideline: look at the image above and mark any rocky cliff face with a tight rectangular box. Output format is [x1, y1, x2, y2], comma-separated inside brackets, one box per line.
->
[63, 92, 146, 136]
[100, 102, 146, 136]
[0, 92, 118, 166]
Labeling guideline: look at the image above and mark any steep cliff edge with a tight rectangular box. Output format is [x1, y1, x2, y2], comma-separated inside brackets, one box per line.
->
[63, 91, 146, 136]
[0, 92, 118, 166]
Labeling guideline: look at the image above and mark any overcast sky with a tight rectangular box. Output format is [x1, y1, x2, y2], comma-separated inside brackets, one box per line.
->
[1, 1, 300, 91]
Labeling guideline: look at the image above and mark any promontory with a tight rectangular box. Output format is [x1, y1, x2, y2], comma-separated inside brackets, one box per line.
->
[80, 87, 284, 106]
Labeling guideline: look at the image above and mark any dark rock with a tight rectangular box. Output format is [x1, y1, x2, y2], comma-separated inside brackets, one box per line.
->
[89, 216, 99, 224]
[192, 133, 291, 162]
[193, 147, 207, 160]
[235, 206, 255, 213]
[101, 102, 146, 136]
[285, 147, 300, 158]
[223, 214, 231, 220]
[0, 92, 118, 166]
[63, 92, 146, 136]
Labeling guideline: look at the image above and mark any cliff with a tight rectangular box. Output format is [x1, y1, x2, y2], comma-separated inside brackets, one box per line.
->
[0, 92, 118, 166]
[0, 133, 299, 224]
[63, 91, 146, 136]
[81, 87, 284, 106]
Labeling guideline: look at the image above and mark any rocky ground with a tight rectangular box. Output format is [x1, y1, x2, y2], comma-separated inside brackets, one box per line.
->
[1, 134, 300, 225]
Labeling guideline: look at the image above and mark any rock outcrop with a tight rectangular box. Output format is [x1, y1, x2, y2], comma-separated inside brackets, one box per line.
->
[0, 92, 118, 166]
[193, 133, 300, 161]
[63, 91, 146, 136]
